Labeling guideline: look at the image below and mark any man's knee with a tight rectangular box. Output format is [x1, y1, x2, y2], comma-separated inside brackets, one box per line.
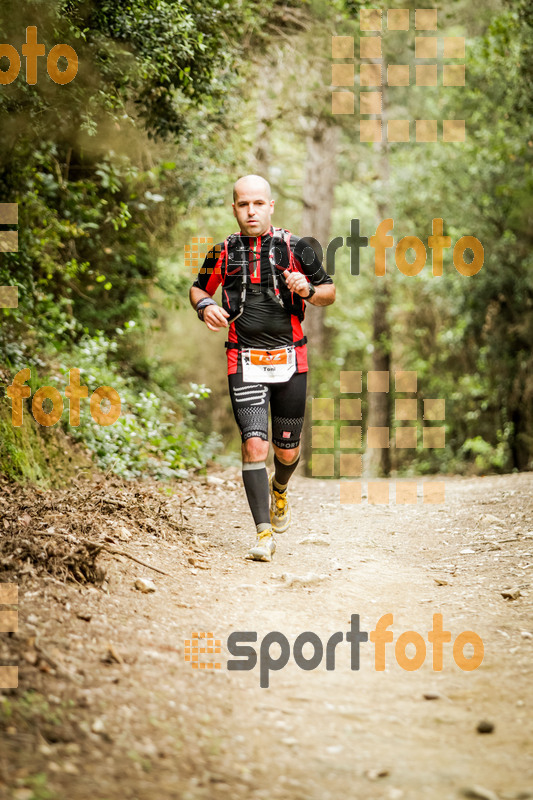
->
[243, 437, 269, 463]
[273, 445, 300, 465]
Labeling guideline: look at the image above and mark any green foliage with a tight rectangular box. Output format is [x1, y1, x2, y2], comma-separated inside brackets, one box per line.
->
[411, 0, 533, 471]
[20, 773, 55, 800]
[0, 404, 46, 484]
[63, 370, 221, 481]
[0, 0, 282, 354]
[321, 0, 533, 477]
[2, 329, 221, 480]
[0, 0, 286, 483]
[0, 388, 92, 487]
[74, 330, 221, 478]
[460, 435, 508, 472]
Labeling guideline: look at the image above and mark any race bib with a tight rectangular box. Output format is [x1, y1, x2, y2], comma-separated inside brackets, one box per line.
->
[241, 346, 296, 384]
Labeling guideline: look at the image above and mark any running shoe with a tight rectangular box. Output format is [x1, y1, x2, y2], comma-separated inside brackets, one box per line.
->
[247, 529, 276, 562]
[269, 473, 291, 533]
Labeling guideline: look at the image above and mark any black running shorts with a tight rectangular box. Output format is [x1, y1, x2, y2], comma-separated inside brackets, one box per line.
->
[228, 371, 307, 449]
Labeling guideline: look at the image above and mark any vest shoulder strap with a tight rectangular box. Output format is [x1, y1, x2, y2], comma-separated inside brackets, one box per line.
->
[219, 232, 244, 280]
[271, 227, 297, 269]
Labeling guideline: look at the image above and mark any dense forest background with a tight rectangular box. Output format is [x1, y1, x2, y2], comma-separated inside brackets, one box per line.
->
[0, 0, 531, 486]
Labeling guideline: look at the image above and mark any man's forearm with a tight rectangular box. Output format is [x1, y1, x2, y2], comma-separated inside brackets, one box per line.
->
[308, 283, 336, 307]
[190, 286, 212, 309]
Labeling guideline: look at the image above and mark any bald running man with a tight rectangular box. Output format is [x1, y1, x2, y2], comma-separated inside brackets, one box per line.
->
[190, 175, 335, 561]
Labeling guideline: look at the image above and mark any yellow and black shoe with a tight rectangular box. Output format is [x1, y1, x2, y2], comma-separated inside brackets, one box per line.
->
[247, 528, 276, 562]
[269, 474, 291, 533]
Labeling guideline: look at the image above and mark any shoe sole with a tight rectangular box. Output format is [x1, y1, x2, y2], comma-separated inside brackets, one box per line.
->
[248, 547, 275, 562]
[248, 551, 272, 562]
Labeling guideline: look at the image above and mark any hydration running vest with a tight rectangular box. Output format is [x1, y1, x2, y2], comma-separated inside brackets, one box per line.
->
[212, 227, 307, 323]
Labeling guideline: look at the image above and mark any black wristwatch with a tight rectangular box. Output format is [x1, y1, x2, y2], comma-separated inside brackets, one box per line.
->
[303, 283, 316, 300]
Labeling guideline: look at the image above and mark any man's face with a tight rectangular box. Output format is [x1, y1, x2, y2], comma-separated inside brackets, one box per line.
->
[232, 180, 274, 237]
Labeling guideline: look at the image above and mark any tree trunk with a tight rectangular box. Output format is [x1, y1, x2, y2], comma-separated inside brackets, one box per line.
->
[365, 109, 392, 478]
[365, 281, 392, 476]
[300, 119, 338, 474]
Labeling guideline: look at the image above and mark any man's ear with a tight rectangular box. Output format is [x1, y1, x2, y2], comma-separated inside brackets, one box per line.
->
[232, 203, 237, 218]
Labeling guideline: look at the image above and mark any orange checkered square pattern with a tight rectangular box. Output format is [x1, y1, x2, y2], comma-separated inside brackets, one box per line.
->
[0, 583, 18, 688]
[184, 632, 222, 670]
[185, 238, 222, 275]
[312, 371, 446, 504]
[331, 10, 466, 142]
[0, 203, 19, 308]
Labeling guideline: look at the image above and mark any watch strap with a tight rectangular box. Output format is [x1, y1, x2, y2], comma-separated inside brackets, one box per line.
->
[196, 297, 217, 320]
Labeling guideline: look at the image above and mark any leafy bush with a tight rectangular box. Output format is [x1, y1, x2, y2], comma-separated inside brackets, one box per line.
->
[55, 330, 221, 479]
[2, 329, 220, 481]
[459, 434, 508, 473]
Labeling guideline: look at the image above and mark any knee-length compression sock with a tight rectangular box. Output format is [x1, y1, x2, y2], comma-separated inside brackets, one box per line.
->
[242, 461, 271, 533]
[273, 453, 300, 492]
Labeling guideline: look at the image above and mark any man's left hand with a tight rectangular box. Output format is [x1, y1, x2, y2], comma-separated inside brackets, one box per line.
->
[282, 269, 312, 297]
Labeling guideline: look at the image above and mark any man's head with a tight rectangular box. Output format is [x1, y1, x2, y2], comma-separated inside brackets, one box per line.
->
[232, 174, 274, 237]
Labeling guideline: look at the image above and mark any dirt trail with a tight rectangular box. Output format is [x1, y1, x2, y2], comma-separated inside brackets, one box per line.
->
[1, 471, 533, 800]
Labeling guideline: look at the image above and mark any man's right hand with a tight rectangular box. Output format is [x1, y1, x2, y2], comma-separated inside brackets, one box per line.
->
[203, 304, 230, 331]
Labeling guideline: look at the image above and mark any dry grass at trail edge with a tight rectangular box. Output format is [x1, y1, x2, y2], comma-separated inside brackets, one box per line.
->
[0, 472, 197, 586]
